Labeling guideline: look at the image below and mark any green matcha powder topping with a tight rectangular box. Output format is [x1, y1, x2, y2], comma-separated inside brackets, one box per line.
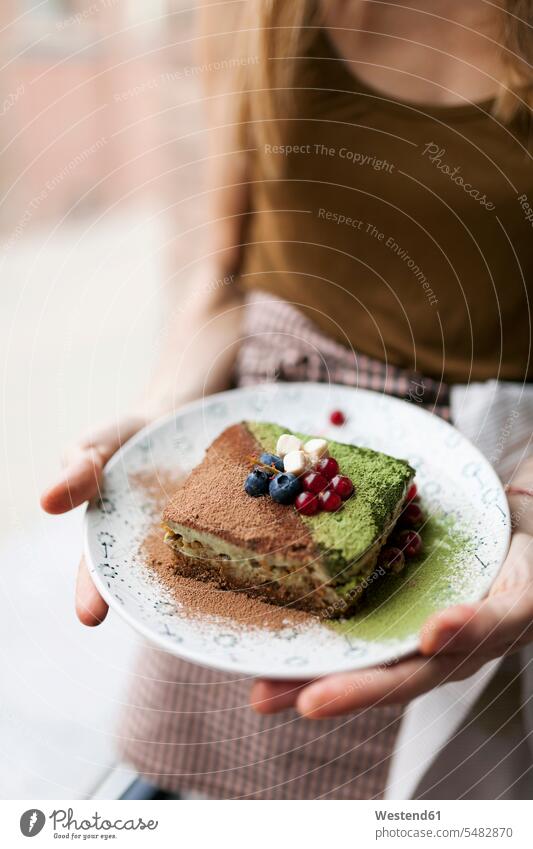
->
[247, 421, 414, 571]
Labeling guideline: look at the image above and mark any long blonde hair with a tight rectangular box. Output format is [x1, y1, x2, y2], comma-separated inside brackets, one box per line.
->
[236, 0, 533, 156]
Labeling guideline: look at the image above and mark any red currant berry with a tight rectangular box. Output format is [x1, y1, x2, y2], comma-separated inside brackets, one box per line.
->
[400, 502, 424, 528]
[329, 409, 346, 426]
[318, 489, 342, 512]
[378, 546, 405, 573]
[301, 471, 329, 494]
[330, 474, 354, 500]
[406, 482, 418, 502]
[396, 529, 423, 559]
[316, 456, 339, 480]
[295, 491, 320, 516]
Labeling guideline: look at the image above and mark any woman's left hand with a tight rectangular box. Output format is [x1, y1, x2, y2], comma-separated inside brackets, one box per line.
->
[250, 530, 533, 718]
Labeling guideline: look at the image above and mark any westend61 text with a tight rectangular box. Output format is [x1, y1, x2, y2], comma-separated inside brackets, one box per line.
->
[375, 809, 441, 820]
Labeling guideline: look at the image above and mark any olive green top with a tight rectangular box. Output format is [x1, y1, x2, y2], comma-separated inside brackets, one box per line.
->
[239, 27, 533, 383]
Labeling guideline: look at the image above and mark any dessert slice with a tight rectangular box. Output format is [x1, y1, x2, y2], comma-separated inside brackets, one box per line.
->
[162, 421, 414, 617]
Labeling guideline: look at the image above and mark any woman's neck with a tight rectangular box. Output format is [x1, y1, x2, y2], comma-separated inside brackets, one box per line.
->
[321, 0, 504, 106]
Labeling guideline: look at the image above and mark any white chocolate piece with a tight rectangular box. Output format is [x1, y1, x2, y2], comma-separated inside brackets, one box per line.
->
[276, 433, 303, 458]
[283, 449, 307, 476]
[303, 438, 329, 464]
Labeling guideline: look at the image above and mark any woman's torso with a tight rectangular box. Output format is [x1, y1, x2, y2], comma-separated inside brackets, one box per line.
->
[239, 26, 533, 384]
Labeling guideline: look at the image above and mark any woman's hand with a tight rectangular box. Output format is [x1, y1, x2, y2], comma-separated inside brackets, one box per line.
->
[39, 272, 245, 630]
[250, 529, 533, 719]
[40, 415, 147, 627]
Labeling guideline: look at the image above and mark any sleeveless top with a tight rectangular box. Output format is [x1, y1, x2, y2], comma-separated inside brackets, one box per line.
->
[238, 27, 533, 383]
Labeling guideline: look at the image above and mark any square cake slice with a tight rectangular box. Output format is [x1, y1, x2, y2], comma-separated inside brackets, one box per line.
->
[162, 421, 414, 617]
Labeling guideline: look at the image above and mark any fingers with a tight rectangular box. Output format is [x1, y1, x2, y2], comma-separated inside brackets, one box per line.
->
[73, 415, 147, 462]
[295, 654, 482, 719]
[491, 531, 533, 593]
[420, 603, 478, 654]
[40, 447, 106, 514]
[421, 591, 533, 656]
[421, 533, 533, 656]
[250, 678, 309, 714]
[42, 417, 146, 629]
[75, 557, 108, 626]
[253, 519, 533, 720]
[41, 415, 147, 514]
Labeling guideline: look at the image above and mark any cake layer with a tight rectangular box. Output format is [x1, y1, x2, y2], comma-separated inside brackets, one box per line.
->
[164, 508, 407, 617]
[162, 421, 414, 617]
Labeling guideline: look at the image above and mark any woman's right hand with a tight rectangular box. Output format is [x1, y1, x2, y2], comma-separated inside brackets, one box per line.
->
[39, 280, 245, 629]
[40, 415, 148, 627]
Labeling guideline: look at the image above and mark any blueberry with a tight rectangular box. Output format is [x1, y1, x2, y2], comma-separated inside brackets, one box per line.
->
[269, 472, 301, 504]
[244, 467, 270, 497]
[259, 452, 284, 473]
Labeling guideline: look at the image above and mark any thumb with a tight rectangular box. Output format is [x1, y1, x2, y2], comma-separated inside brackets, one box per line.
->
[421, 591, 533, 655]
[41, 415, 146, 514]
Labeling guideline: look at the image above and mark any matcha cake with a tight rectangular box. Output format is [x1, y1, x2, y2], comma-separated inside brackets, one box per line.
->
[162, 421, 415, 617]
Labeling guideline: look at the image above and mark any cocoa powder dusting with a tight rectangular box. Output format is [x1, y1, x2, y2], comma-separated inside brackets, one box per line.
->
[134, 466, 315, 632]
[163, 423, 318, 562]
[129, 468, 185, 506]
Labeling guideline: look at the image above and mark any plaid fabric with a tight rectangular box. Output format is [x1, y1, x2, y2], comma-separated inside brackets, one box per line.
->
[236, 293, 450, 416]
[117, 293, 450, 800]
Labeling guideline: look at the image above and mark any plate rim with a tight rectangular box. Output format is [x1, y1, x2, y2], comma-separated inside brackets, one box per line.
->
[83, 382, 511, 677]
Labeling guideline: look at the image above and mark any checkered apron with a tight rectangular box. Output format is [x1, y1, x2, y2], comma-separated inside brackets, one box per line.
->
[118, 293, 450, 799]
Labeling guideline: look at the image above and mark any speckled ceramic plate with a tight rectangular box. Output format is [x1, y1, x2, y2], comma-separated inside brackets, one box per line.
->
[84, 383, 510, 678]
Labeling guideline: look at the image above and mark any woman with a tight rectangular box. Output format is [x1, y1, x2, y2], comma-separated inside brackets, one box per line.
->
[41, 0, 533, 799]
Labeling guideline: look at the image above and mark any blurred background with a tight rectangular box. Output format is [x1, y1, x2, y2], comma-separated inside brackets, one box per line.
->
[0, 0, 208, 798]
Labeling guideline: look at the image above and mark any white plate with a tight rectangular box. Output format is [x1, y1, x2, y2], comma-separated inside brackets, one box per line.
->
[84, 383, 510, 678]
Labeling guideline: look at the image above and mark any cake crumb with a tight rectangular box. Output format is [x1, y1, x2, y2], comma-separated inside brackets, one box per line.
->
[135, 468, 316, 632]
